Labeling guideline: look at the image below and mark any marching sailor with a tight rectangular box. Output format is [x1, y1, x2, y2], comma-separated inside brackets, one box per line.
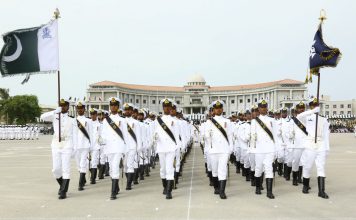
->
[40, 98, 75, 199]
[89, 108, 102, 184]
[204, 100, 233, 199]
[153, 98, 182, 199]
[250, 99, 276, 199]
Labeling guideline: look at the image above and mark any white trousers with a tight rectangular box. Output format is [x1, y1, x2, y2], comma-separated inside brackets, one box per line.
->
[107, 153, 123, 179]
[90, 150, 99, 168]
[277, 145, 286, 163]
[76, 148, 89, 173]
[291, 148, 304, 171]
[125, 150, 136, 173]
[241, 148, 250, 168]
[99, 148, 107, 165]
[158, 152, 175, 180]
[255, 153, 275, 178]
[249, 153, 256, 171]
[52, 148, 72, 179]
[302, 149, 327, 178]
[175, 149, 181, 172]
[285, 148, 293, 167]
[210, 153, 229, 180]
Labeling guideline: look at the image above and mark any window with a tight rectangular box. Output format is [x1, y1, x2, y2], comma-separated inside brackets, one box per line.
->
[130, 99, 132, 103]
[177, 100, 180, 104]
[143, 100, 146, 104]
[239, 99, 243, 103]
[348, 104, 352, 108]
[231, 99, 235, 104]
[247, 99, 251, 103]
[333, 105, 337, 108]
[340, 111, 344, 115]
[340, 104, 344, 108]
[223, 100, 226, 104]
[255, 98, 257, 102]
[325, 105, 329, 109]
[152, 100, 156, 104]
[325, 111, 329, 115]
[136, 99, 139, 104]
[348, 111, 351, 115]
[333, 111, 337, 115]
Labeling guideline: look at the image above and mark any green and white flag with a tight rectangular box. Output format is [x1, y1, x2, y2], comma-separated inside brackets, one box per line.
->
[0, 19, 59, 82]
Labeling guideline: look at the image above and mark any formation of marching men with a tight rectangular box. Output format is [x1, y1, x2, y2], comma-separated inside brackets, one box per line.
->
[41, 97, 194, 200]
[0, 125, 40, 140]
[201, 97, 330, 200]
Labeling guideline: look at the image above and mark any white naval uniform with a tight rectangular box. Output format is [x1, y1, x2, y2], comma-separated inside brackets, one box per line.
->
[101, 113, 128, 179]
[89, 119, 102, 168]
[250, 115, 276, 179]
[154, 114, 180, 180]
[73, 115, 91, 173]
[302, 110, 330, 178]
[40, 109, 75, 179]
[125, 117, 142, 173]
[204, 116, 233, 180]
[174, 118, 186, 173]
[238, 121, 251, 168]
[288, 108, 319, 172]
[273, 118, 286, 163]
[281, 117, 293, 167]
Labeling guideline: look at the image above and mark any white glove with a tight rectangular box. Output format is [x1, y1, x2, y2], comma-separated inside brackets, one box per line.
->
[55, 107, 62, 114]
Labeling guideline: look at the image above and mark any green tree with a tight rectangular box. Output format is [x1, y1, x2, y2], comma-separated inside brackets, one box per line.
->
[2, 95, 41, 124]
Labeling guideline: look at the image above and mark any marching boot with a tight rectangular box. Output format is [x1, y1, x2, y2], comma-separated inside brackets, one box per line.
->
[110, 179, 118, 200]
[285, 166, 292, 181]
[219, 180, 227, 199]
[283, 164, 288, 179]
[250, 171, 256, 186]
[162, 179, 167, 195]
[58, 179, 70, 200]
[56, 177, 63, 195]
[266, 178, 275, 199]
[105, 162, 110, 176]
[175, 171, 179, 185]
[255, 177, 261, 195]
[145, 164, 150, 177]
[205, 163, 208, 175]
[236, 161, 241, 174]
[213, 177, 219, 195]
[245, 168, 251, 181]
[292, 171, 299, 186]
[98, 164, 105, 179]
[241, 165, 246, 177]
[166, 180, 173, 199]
[179, 164, 183, 176]
[318, 177, 329, 199]
[90, 168, 97, 184]
[139, 165, 145, 181]
[133, 168, 139, 184]
[278, 163, 283, 176]
[126, 173, 133, 190]
[302, 178, 310, 194]
[273, 161, 277, 176]
[298, 166, 303, 183]
[261, 173, 265, 190]
[78, 173, 85, 191]
[208, 171, 214, 186]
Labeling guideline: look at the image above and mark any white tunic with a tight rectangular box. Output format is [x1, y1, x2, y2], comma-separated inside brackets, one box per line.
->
[101, 114, 128, 154]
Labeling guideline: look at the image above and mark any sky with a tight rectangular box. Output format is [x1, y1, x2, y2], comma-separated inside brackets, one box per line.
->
[0, 0, 355, 106]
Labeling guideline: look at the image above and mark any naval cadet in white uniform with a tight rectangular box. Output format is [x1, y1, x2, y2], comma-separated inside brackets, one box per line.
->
[204, 100, 233, 199]
[101, 97, 128, 200]
[250, 99, 276, 199]
[153, 98, 181, 199]
[40, 98, 75, 199]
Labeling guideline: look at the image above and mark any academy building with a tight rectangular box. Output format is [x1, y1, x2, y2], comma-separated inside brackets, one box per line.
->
[86, 74, 307, 116]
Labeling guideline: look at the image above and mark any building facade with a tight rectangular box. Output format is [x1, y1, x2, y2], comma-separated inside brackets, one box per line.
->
[85, 74, 307, 116]
[320, 95, 356, 117]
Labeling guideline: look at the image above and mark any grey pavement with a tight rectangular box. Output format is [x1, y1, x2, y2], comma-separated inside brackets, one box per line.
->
[0, 134, 356, 220]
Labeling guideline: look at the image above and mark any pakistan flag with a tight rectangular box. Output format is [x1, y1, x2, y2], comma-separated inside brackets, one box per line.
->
[0, 19, 59, 76]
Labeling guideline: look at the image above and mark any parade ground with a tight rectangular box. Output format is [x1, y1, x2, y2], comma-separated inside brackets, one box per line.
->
[0, 134, 355, 220]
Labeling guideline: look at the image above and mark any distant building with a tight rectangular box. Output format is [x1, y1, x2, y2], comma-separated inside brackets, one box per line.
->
[320, 95, 356, 117]
[85, 74, 307, 116]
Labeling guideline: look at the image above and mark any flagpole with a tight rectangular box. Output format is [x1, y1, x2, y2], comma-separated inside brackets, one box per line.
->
[54, 8, 61, 142]
[314, 10, 327, 144]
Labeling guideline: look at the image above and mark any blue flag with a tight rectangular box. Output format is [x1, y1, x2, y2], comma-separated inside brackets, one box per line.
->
[309, 24, 341, 75]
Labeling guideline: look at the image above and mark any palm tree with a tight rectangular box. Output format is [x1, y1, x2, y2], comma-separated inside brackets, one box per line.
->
[0, 88, 10, 123]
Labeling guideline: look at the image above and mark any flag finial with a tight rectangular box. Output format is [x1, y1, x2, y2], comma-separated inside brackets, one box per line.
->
[54, 8, 61, 19]
[319, 9, 327, 22]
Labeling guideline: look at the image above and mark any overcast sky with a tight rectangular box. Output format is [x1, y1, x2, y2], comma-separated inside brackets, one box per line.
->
[0, 0, 354, 106]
